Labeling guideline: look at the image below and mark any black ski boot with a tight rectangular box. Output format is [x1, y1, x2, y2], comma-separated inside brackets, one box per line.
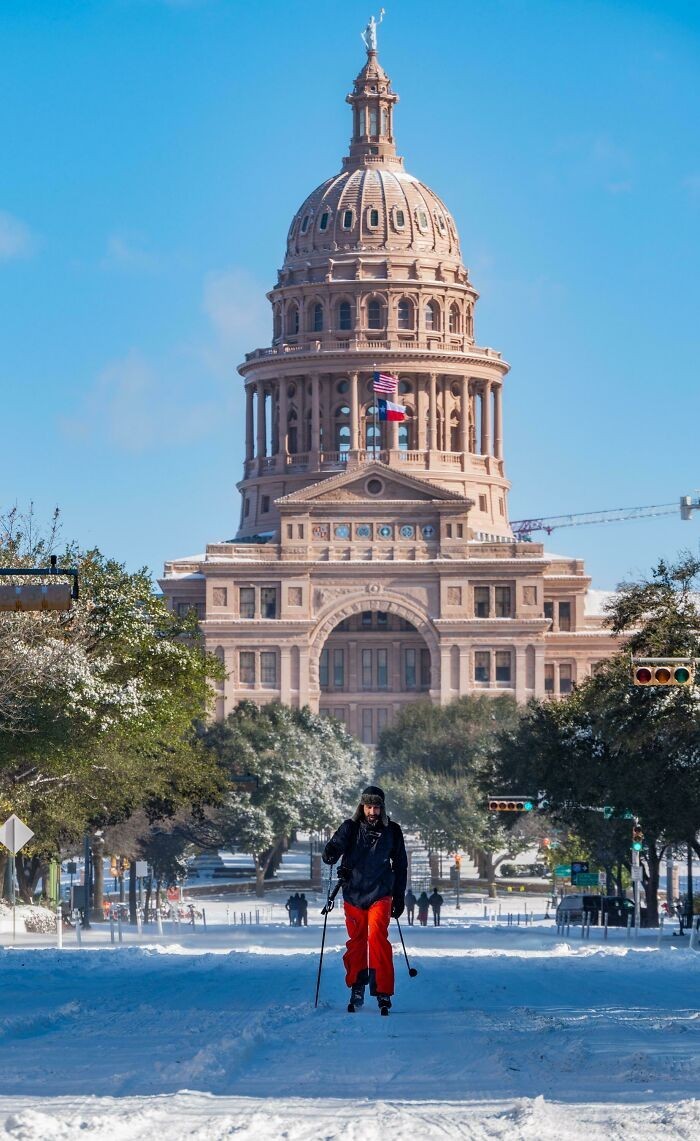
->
[347, 981, 365, 1013]
[377, 993, 392, 1016]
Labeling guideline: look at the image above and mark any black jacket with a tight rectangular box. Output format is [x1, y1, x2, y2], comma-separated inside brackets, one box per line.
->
[323, 817, 408, 910]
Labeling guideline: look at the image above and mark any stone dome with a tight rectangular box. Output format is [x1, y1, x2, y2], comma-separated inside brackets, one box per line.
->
[285, 168, 462, 265]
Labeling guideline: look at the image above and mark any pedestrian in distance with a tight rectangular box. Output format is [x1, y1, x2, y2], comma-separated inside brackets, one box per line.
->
[299, 893, 308, 926]
[405, 888, 417, 926]
[417, 891, 429, 927]
[322, 784, 408, 1015]
[429, 887, 444, 926]
[285, 894, 295, 925]
[292, 892, 302, 926]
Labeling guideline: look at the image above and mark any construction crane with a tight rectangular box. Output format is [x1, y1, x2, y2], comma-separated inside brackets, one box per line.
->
[511, 496, 700, 540]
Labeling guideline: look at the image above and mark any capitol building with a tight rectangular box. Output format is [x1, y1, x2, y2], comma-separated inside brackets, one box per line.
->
[161, 38, 617, 742]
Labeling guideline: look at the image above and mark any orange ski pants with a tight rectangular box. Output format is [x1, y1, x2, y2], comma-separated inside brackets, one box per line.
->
[343, 896, 394, 995]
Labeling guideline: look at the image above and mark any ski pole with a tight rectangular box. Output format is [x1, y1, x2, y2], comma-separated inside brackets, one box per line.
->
[314, 877, 343, 1008]
[395, 915, 418, 977]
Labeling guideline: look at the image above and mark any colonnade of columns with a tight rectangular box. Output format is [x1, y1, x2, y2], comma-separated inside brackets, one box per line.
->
[244, 372, 504, 466]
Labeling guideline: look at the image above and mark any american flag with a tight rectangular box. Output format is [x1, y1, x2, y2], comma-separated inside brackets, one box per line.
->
[373, 371, 398, 394]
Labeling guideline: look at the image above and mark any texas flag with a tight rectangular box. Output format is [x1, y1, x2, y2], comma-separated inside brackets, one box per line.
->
[377, 398, 407, 422]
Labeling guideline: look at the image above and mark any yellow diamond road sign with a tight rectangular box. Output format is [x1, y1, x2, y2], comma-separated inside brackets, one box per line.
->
[0, 814, 34, 856]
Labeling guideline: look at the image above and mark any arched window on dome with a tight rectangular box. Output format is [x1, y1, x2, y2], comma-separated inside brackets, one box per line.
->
[424, 300, 440, 333]
[364, 403, 381, 454]
[367, 298, 383, 332]
[300, 215, 310, 235]
[448, 303, 461, 335]
[334, 404, 351, 454]
[312, 302, 324, 333]
[450, 409, 460, 452]
[319, 210, 330, 232]
[337, 300, 353, 332]
[367, 207, 380, 229]
[397, 298, 414, 331]
[286, 304, 300, 336]
[288, 408, 298, 455]
[398, 406, 415, 451]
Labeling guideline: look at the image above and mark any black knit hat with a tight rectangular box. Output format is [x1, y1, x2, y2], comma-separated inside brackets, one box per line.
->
[360, 785, 385, 806]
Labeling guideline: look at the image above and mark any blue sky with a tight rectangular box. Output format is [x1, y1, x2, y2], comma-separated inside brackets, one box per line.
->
[1, 0, 699, 589]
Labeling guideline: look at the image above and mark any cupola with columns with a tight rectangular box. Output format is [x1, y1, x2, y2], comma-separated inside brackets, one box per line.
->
[236, 41, 511, 542]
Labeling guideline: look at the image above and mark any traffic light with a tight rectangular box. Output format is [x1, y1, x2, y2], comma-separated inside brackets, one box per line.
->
[454, 854, 462, 869]
[631, 658, 695, 686]
[488, 797, 535, 812]
[631, 824, 644, 851]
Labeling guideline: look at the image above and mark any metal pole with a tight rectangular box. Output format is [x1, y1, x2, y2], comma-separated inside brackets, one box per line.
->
[82, 835, 91, 930]
[632, 845, 641, 931]
[56, 906, 63, 950]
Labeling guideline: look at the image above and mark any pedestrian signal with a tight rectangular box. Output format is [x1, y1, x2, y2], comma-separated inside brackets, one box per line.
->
[631, 824, 644, 851]
[631, 658, 694, 686]
[488, 797, 535, 812]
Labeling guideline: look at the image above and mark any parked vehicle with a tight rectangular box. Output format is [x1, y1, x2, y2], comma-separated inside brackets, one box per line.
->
[556, 894, 648, 927]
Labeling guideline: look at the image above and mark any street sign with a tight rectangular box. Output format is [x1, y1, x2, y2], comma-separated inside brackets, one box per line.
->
[598, 871, 606, 887]
[554, 864, 572, 877]
[572, 872, 600, 887]
[135, 860, 148, 877]
[0, 814, 34, 855]
[571, 861, 589, 875]
[630, 866, 643, 882]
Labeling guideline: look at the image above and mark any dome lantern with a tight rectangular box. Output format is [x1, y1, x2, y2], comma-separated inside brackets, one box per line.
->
[343, 44, 402, 173]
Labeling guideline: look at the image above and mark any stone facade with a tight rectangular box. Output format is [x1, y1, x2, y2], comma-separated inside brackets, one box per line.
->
[161, 44, 619, 743]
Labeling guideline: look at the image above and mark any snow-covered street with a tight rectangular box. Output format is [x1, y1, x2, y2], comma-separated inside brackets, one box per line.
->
[0, 896, 697, 1139]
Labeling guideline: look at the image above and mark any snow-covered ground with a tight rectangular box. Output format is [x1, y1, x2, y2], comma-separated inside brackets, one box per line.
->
[0, 893, 697, 1139]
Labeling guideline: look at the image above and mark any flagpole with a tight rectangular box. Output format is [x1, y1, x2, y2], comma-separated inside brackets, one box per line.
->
[372, 364, 378, 460]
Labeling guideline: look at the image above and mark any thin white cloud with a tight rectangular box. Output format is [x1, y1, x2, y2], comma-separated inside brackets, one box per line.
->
[0, 210, 37, 261]
[60, 266, 269, 452]
[101, 233, 159, 271]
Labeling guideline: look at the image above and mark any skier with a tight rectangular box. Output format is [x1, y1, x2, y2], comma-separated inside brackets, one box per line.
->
[405, 887, 417, 926]
[322, 785, 407, 1015]
[417, 891, 430, 926]
[428, 887, 444, 926]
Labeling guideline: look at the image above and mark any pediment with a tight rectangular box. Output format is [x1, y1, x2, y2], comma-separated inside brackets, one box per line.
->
[276, 462, 471, 507]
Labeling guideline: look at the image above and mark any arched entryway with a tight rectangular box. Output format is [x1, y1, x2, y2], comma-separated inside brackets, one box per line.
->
[310, 595, 438, 744]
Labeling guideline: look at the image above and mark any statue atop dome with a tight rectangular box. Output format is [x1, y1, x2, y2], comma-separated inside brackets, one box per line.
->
[361, 8, 385, 52]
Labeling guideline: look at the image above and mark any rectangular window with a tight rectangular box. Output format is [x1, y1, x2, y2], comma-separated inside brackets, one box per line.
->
[474, 651, 490, 684]
[559, 664, 573, 694]
[333, 707, 346, 724]
[420, 648, 431, 688]
[474, 587, 490, 618]
[333, 649, 345, 689]
[239, 587, 255, 618]
[239, 651, 255, 685]
[260, 587, 277, 619]
[361, 708, 373, 744]
[319, 648, 329, 688]
[342, 210, 353, 230]
[377, 648, 388, 690]
[544, 664, 554, 693]
[261, 652, 277, 687]
[377, 611, 388, 627]
[544, 601, 554, 623]
[395, 209, 405, 227]
[369, 107, 379, 135]
[287, 524, 293, 539]
[495, 651, 512, 685]
[261, 495, 270, 513]
[404, 648, 417, 689]
[361, 611, 373, 628]
[362, 648, 373, 690]
[376, 708, 388, 735]
[494, 586, 512, 618]
[559, 601, 571, 631]
[479, 494, 487, 512]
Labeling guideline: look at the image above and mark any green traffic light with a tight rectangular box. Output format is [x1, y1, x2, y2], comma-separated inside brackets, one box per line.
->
[523, 800, 533, 811]
[674, 667, 691, 684]
[632, 841, 643, 851]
